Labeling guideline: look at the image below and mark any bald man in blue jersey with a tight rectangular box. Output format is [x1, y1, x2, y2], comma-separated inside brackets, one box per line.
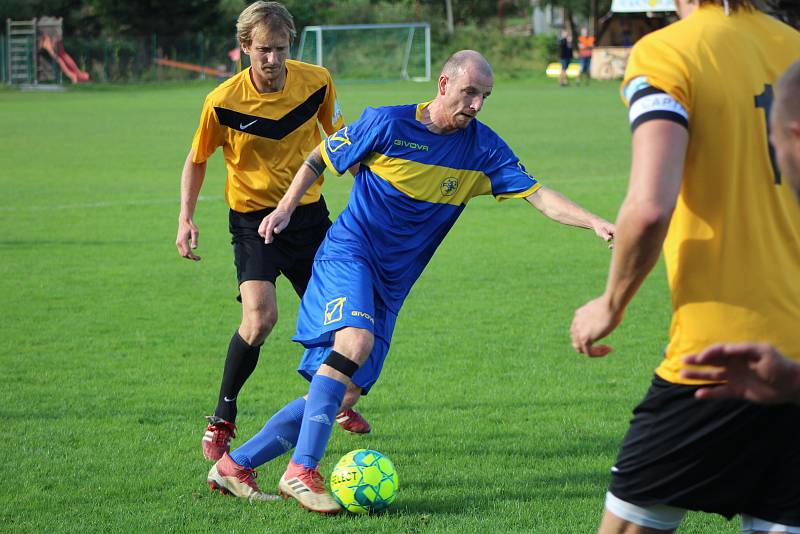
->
[206, 50, 616, 512]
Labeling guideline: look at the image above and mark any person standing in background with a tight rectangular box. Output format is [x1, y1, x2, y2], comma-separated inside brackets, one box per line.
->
[558, 29, 573, 87]
[577, 27, 595, 86]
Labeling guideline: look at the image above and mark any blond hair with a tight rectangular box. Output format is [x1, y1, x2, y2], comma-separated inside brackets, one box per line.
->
[236, 1, 295, 45]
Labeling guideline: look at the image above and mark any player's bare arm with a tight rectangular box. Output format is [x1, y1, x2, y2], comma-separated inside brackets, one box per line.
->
[570, 120, 687, 356]
[176, 148, 206, 261]
[525, 186, 616, 245]
[259, 146, 327, 243]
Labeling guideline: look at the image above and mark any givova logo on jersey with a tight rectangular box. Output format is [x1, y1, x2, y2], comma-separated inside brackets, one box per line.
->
[393, 138, 429, 151]
[326, 127, 351, 153]
[351, 310, 374, 324]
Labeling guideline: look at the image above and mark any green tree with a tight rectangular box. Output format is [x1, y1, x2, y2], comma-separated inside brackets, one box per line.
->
[536, 0, 612, 37]
[0, 0, 101, 36]
[87, 0, 229, 37]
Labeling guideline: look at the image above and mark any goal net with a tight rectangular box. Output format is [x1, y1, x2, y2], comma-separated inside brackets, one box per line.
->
[296, 23, 431, 81]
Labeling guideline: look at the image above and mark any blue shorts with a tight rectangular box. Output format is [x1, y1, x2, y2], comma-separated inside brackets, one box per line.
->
[580, 56, 591, 73]
[294, 259, 398, 394]
[560, 58, 571, 71]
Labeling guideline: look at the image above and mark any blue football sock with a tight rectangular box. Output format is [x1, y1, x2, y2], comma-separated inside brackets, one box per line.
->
[292, 374, 347, 469]
[229, 397, 306, 469]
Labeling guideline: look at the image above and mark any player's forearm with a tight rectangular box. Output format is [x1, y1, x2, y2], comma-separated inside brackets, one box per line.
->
[602, 198, 671, 314]
[277, 147, 326, 213]
[528, 187, 605, 229]
[179, 150, 206, 221]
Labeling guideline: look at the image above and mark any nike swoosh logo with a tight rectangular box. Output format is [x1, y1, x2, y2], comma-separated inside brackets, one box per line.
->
[223, 396, 236, 402]
[239, 119, 258, 130]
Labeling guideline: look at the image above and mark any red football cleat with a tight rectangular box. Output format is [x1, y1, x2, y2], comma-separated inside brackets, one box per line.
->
[336, 408, 372, 434]
[202, 416, 236, 461]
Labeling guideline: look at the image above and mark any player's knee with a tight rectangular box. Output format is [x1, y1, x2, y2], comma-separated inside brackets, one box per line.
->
[241, 309, 277, 344]
[334, 329, 373, 364]
[254, 311, 277, 339]
[603, 492, 685, 532]
[351, 337, 373, 364]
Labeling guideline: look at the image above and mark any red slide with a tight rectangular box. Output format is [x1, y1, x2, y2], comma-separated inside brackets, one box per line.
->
[40, 33, 89, 83]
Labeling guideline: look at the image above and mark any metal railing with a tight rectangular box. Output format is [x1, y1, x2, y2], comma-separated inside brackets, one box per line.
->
[0, 33, 5, 83]
[7, 19, 36, 85]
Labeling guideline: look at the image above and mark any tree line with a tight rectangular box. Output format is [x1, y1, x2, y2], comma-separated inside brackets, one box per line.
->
[0, 0, 607, 38]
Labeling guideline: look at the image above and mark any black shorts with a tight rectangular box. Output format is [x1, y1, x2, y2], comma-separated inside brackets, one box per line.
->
[609, 375, 800, 524]
[229, 197, 331, 297]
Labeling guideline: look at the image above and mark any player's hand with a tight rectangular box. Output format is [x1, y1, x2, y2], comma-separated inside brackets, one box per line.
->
[176, 218, 201, 261]
[259, 207, 292, 244]
[592, 218, 616, 249]
[681, 343, 800, 404]
[570, 296, 622, 357]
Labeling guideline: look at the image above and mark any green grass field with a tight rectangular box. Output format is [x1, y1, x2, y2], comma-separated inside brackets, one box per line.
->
[0, 77, 738, 533]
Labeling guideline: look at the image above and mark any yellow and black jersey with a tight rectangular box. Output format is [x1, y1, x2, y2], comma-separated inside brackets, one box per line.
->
[191, 60, 344, 212]
[621, 6, 800, 384]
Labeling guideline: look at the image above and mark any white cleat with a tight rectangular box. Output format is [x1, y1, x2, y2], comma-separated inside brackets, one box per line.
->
[207, 452, 280, 503]
[278, 460, 342, 514]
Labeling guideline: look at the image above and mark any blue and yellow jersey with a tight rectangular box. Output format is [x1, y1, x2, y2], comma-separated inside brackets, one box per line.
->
[319, 103, 540, 311]
[191, 60, 344, 212]
[621, 6, 800, 384]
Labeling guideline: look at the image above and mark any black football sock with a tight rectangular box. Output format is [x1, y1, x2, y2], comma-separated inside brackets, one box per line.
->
[214, 331, 261, 423]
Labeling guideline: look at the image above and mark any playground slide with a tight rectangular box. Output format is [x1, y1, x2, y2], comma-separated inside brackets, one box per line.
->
[55, 48, 89, 83]
[40, 33, 89, 83]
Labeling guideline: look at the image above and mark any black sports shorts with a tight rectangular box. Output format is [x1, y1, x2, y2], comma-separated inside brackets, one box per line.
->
[609, 375, 800, 524]
[229, 197, 331, 297]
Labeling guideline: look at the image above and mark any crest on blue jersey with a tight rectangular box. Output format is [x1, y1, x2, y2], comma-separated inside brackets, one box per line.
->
[324, 297, 346, 325]
[326, 127, 351, 153]
[440, 177, 459, 197]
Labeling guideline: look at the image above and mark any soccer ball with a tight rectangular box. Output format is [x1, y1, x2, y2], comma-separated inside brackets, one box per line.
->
[330, 449, 398, 514]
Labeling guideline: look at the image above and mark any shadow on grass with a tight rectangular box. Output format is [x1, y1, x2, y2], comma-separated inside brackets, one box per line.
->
[372, 467, 609, 515]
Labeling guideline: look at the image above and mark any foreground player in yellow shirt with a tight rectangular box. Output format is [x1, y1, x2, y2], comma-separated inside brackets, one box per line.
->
[571, 0, 800, 531]
[175, 1, 369, 463]
[682, 61, 800, 406]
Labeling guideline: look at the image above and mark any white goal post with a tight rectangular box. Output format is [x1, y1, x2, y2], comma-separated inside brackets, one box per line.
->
[296, 23, 431, 82]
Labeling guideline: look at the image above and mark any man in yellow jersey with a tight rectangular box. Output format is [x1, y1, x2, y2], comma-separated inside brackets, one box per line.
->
[682, 60, 800, 407]
[175, 1, 370, 464]
[570, 0, 800, 531]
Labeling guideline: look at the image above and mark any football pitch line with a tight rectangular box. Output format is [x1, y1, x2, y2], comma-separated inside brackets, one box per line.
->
[0, 195, 222, 212]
